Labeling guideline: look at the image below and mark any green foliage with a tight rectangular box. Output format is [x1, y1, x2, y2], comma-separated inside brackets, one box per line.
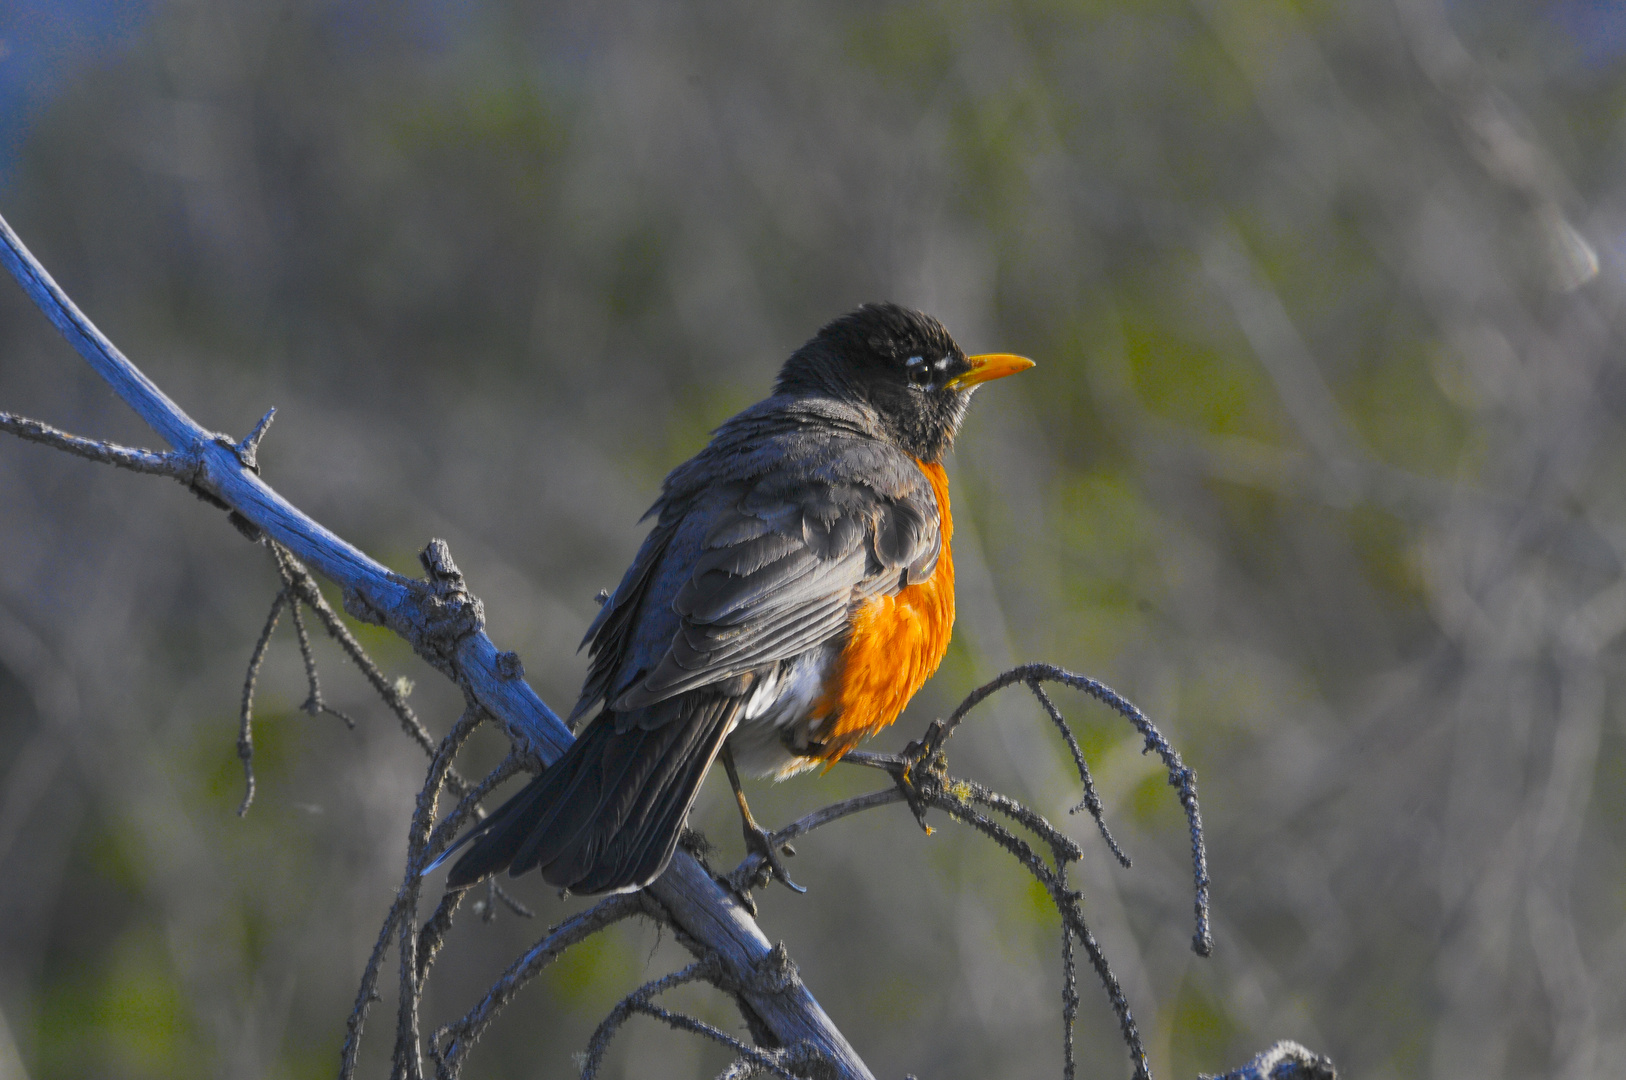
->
[35, 931, 203, 1080]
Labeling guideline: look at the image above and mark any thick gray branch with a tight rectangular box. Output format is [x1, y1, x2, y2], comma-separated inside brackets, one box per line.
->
[0, 210, 875, 1080]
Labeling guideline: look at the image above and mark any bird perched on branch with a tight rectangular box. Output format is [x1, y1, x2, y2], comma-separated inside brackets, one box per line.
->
[435, 303, 1033, 895]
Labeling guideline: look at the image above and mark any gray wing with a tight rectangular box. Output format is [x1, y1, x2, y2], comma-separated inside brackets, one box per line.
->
[579, 442, 944, 724]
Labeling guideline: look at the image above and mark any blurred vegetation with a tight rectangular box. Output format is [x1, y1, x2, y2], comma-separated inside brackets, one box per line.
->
[3, 1, 1626, 1078]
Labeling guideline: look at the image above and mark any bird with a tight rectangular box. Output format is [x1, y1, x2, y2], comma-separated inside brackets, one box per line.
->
[436, 302, 1033, 895]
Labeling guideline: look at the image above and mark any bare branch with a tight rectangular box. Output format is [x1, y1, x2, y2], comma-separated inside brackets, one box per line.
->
[2, 209, 877, 1080]
[1027, 679, 1129, 868]
[236, 588, 288, 816]
[0, 410, 198, 479]
[393, 703, 486, 1080]
[288, 587, 356, 729]
[432, 893, 646, 1077]
[941, 663, 1212, 957]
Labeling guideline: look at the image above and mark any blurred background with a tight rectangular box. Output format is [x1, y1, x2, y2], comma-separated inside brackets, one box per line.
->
[2, 1, 1625, 1078]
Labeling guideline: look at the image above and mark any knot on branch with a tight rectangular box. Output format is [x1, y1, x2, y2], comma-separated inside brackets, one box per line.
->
[1199, 1040, 1338, 1080]
[341, 539, 491, 677]
[409, 540, 486, 674]
[222, 406, 276, 474]
[342, 585, 389, 627]
[892, 722, 951, 833]
[744, 942, 802, 997]
[206, 409, 279, 541]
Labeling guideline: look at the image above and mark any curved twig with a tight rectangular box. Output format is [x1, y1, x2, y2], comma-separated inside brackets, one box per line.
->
[578, 958, 804, 1080]
[944, 664, 1213, 957]
[432, 893, 646, 1076]
[236, 588, 288, 815]
[1027, 679, 1130, 867]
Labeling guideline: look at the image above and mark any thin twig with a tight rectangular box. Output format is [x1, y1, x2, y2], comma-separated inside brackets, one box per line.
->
[237, 589, 288, 816]
[727, 788, 904, 891]
[1059, 865, 1079, 1080]
[489, 883, 535, 920]
[393, 703, 485, 1080]
[1028, 679, 1130, 867]
[343, 704, 486, 1080]
[0, 410, 198, 479]
[343, 896, 405, 1079]
[416, 890, 464, 987]
[944, 663, 1213, 957]
[268, 542, 468, 796]
[288, 592, 356, 728]
[432, 893, 645, 1078]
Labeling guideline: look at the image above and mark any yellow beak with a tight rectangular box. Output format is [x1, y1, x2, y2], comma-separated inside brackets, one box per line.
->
[945, 353, 1036, 390]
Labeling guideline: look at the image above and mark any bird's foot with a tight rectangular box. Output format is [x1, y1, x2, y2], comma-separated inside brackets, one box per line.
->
[844, 721, 949, 834]
[743, 820, 807, 895]
[725, 822, 806, 910]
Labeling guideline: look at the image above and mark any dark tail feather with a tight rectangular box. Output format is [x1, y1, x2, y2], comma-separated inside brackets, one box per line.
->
[441, 775, 554, 889]
[444, 697, 736, 894]
[569, 705, 735, 893]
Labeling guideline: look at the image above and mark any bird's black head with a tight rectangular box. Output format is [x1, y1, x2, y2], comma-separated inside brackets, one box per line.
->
[774, 303, 1033, 463]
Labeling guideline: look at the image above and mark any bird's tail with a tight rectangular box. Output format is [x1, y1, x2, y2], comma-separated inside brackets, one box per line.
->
[438, 696, 736, 894]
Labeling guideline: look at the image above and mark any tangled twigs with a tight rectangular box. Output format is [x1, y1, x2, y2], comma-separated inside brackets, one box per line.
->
[234, 541, 396, 814]
[1058, 865, 1080, 1080]
[431, 893, 646, 1077]
[340, 701, 486, 1080]
[392, 703, 486, 1080]
[265, 542, 467, 794]
[943, 663, 1214, 958]
[577, 958, 797, 1080]
[734, 663, 1211, 1080]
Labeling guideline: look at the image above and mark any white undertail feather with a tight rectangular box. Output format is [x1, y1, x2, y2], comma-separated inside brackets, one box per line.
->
[725, 644, 842, 779]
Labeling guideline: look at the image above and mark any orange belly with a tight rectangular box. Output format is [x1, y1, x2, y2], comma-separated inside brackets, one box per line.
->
[812, 460, 955, 762]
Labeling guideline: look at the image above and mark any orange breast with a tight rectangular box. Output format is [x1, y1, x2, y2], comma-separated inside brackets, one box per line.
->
[813, 460, 955, 762]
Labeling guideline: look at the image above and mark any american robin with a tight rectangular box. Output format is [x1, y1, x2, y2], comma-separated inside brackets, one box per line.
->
[437, 303, 1033, 895]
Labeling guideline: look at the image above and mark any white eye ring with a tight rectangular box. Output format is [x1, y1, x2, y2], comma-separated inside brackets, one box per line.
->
[906, 355, 924, 367]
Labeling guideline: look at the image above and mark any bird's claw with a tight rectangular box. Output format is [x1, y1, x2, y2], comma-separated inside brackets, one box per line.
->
[744, 821, 807, 894]
[891, 731, 949, 834]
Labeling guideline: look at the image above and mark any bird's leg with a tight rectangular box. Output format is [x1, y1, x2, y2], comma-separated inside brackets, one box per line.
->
[721, 743, 807, 896]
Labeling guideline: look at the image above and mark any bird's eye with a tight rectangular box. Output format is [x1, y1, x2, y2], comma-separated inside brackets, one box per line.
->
[906, 358, 932, 388]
